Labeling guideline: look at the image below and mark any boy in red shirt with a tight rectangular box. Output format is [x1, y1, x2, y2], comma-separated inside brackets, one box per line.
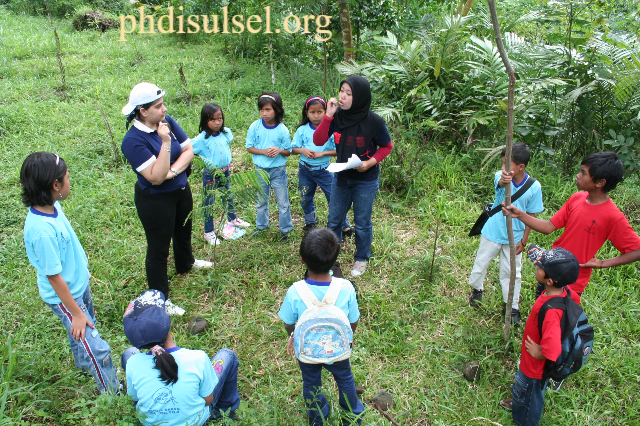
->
[500, 244, 580, 426]
[504, 152, 640, 302]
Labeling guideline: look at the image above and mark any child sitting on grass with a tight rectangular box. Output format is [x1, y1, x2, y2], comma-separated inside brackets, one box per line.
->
[500, 244, 580, 426]
[278, 228, 364, 425]
[503, 152, 640, 303]
[468, 142, 543, 325]
[121, 289, 241, 425]
[20, 152, 120, 394]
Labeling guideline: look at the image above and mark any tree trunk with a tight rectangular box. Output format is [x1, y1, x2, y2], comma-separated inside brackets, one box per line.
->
[487, 0, 517, 343]
[338, 0, 354, 61]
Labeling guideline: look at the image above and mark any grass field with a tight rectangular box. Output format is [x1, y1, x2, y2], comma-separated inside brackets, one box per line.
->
[1, 8, 639, 425]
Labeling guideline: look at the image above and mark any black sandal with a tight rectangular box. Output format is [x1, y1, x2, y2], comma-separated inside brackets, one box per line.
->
[342, 227, 354, 237]
[499, 398, 513, 411]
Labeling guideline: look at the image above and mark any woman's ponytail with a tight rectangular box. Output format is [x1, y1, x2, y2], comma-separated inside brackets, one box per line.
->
[149, 345, 178, 385]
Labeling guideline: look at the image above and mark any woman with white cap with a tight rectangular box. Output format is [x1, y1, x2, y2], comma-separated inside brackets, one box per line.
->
[121, 82, 211, 315]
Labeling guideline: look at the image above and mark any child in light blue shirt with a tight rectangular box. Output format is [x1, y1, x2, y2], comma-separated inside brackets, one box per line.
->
[192, 103, 250, 246]
[21, 152, 120, 394]
[292, 97, 351, 234]
[122, 289, 240, 426]
[468, 143, 544, 322]
[278, 228, 364, 425]
[245, 91, 293, 241]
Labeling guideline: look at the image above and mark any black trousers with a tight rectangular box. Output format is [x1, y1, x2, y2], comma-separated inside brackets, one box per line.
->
[134, 183, 194, 296]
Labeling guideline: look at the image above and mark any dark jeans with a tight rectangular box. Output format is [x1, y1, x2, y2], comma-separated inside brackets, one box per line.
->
[134, 183, 195, 297]
[203, 169, 237, 233]
[511, 368, 549, 426]
[298, 163, 350, 229]
[298, 359, 364, 426]
[327, 177, 379, 262]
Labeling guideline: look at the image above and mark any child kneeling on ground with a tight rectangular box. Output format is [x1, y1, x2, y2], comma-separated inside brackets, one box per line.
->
[122, 290, 240, 425]
[500, 245, 581, 426]
[279, 228, 364, 425]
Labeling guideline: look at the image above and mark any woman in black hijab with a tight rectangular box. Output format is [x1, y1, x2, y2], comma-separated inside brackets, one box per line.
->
[313, 75, 393, 277]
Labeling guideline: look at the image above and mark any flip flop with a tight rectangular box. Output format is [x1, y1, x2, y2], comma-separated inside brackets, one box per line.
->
[499, 398, 513, 411]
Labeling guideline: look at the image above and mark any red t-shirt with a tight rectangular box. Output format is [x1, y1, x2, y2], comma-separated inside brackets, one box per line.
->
[520, 289, 578, 379]
[550, 192, 640, 294]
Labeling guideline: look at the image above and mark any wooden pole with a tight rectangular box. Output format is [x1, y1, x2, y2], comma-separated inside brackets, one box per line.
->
[487, 0, 517, 343]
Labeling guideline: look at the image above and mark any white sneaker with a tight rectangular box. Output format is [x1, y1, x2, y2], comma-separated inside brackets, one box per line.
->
[351, 261, 367, 277]
[203, 232, 221, 246]
[164, 299, 185, 316]
[229, 217, 251, 229]
[193, 259, 213, 269]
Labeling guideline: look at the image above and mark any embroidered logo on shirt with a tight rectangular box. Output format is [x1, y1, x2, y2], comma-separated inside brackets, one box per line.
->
[346, 135, 355, 146]
[584, 220, 596, 235]
[356, 136, 365, 147]
[151, 387, 178, 406]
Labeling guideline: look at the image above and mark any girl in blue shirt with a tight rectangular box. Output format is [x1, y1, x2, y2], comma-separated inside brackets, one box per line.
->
[191, 103, 250, 246]
[21, 152, 120, 394]
[121, 290, 240, 426]
[245, 91, 293, 242]
[292, 97, 351, 235]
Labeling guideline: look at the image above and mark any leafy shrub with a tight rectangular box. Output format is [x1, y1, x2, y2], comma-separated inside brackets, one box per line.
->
[72, 7, 120, 31]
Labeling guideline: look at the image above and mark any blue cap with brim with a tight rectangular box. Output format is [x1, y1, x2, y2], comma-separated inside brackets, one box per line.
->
[123, 289, 171, 348]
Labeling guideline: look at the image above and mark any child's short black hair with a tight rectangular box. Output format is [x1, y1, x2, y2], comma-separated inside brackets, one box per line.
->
[581, 152, 624, 193]
[198, 103, 228, 138]
[501, 142, 530, 166]
[540, 269, 565, 289]
[300, 228, 340, 274]
[20, 152, 67, 207]
[257, 91, 284, 124]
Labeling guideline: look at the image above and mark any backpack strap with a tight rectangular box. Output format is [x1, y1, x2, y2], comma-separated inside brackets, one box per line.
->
[322, 278, 345, 305]
[488, 177, 537, 218]
[293, 280, 323, 309]
[537, 288, 575, 342]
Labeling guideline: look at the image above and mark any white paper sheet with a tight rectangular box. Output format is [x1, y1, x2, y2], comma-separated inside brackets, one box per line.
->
[326, 154, 363, 173]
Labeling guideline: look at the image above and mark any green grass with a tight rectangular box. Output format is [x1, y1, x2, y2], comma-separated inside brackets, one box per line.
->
[1, 8, 640, 425]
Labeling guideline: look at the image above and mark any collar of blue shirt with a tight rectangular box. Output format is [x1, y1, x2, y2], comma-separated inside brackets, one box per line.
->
[133, 119, 156, 133]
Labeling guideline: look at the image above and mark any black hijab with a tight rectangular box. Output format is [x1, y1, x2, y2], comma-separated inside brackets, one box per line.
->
[333, 75, 385, 162]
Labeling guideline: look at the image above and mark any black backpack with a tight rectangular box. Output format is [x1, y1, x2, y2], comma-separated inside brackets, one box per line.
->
[537, 288, 594, 381]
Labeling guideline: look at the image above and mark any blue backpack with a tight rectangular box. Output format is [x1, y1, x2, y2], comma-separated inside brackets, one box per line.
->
[537, 288, 594, 381]
[292, 278, 354, 364]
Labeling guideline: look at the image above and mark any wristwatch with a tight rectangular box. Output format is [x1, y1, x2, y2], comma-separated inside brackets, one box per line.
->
[170, 167, 178, 179]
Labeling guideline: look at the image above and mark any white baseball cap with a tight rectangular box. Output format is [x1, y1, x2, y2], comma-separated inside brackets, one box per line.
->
[122, 82, 166, 115]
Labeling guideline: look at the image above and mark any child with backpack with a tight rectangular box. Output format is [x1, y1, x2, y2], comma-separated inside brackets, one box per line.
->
[278, 228, 364, 426]
[500, 244, 593, 426]
[468, 143, 543, 325]
[503, 152, 640, 303]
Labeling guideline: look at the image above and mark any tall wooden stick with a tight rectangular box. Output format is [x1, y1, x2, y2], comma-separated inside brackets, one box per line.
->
[487, 0, 517, 343]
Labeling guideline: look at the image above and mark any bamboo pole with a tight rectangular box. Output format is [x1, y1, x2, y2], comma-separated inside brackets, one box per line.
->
[487, 0, 517, 343]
